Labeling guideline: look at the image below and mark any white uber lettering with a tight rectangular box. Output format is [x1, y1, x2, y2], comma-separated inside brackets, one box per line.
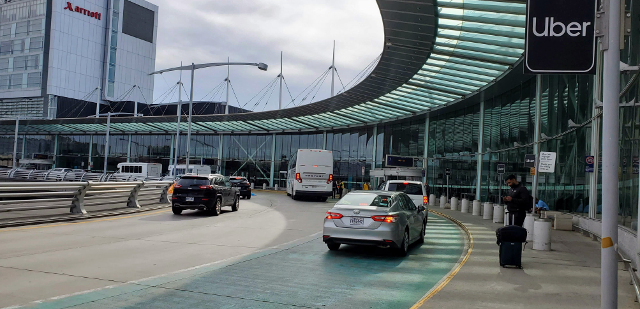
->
[566, 22, 582, 36]
[532, 17, 592, 37]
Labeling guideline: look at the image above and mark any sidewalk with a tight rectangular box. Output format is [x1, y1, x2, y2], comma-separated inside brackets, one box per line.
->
[420, 208, 638, 309]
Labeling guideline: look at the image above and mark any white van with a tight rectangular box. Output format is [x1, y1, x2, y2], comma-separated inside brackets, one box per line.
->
[116, 163, 162, 178]
[168, 164, 211, 176]
[286, 149, 333, 201]
[378, 180, 428, 207]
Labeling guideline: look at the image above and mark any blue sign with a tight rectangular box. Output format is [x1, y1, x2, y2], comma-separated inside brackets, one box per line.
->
[585, 156, 594, 173]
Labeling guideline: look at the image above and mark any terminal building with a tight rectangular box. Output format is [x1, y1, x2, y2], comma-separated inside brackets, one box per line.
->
[0, 0, 639, 228]
[0, 0, 158, 119]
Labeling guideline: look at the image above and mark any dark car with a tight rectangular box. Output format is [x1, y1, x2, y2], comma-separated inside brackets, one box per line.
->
[230, 177, 252, 199]
[171, 174, 240, 216]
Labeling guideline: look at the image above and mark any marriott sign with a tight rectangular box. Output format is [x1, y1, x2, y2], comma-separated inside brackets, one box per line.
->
[524, 0, 597, 74]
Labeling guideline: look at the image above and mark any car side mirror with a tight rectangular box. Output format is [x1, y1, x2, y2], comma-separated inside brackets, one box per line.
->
[418, 206, 426, 212]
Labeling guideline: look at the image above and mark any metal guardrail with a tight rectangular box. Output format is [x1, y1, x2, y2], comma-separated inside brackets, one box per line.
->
[0, 168, 168, 182]
[0, 180, 173, 215]
[620, 253, 640, 303]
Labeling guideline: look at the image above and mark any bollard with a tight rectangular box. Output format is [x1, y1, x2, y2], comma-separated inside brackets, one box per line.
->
[251, 183, 255, 189]
[472, 200, 481, 216]
[262, 183, 267, 190]
[483, 202, 493, 220]
[440, 195, 447, 209]
[493, 204, 504, 223]
[274, 184, 278, 191]
[450, 197, 458, 211]
[524, 213, 536, 241]
[461, 198, 470, 213]
[429, 194, 436, 207]
[533, 218, 552, 250]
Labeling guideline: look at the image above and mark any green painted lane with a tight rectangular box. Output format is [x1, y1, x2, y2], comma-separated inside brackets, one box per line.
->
[28, 214, 465, 309]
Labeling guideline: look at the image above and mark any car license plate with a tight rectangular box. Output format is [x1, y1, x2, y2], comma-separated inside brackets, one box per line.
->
[186, 197, 194, 202]
[350, 217, 364, 225]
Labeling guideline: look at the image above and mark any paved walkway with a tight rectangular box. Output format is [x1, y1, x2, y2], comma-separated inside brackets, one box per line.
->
[419, 208, 638, 309]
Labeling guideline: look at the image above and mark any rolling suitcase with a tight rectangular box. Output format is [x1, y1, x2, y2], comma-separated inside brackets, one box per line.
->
[496, 226, 527, 268]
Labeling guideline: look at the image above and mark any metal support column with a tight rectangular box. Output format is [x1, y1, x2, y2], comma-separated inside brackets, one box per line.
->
[590, 48, 603, 219]
[475, 99, 485, 200]
[372, 125, 378, 187]
[174, 65, 183, 174]
[169, 135, 174, 173]
[103, 113, 111, 174]
[53, 134, 58, 168]
[88, 135, 93, 170]
[218, 134, 223, 174]
[322, 131, 327, 150]
[601, 0, 621, 306]
[21, 134, 26, 160]
[423, 115, 430, 184]
[185, 64, 195, 172]
[532, 75, 543, 210]
[126, 134, 132, 162]
[269, 133, 276, 187]
[278, 52, 283, 110]
[331, 41, 335, 97]
[12, 118, 19, 168]
[225, 57, 230, 114]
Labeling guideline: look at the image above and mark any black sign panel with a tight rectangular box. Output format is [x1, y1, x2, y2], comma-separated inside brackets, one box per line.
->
[524, 0, 597, 74]
[524, 154, 536, 168]
[386, 155, 414, 168]
[445, 168, 451, 176]
[497, 164, 506, 175]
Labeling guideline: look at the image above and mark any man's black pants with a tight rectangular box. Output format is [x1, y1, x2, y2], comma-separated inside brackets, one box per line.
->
[510, 211, 526, 227]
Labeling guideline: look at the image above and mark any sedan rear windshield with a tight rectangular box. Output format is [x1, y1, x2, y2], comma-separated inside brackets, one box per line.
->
[229, 178, 248, 183]
[177, 178, 210, 186]
[387, 183, 423, 195]
[337, 193, 392, 207]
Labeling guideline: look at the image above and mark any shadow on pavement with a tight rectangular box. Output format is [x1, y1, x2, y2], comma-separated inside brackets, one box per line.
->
[138, 209, 233, 221]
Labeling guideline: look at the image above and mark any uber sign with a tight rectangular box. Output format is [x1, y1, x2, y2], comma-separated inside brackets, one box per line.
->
[525, 0, 597, 74]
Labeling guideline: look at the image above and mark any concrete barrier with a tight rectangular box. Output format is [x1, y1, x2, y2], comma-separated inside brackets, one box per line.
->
[461, 198, 469, 213]
[440, 195, 447, 209]
[429, 194, 436, 207]
[533, 218, 552, 251]
[262, 183, 267, 190]
[524, 213, 535, 241]
[472, 200, 481, 216]
[483, 202, 493, 220]
[493, 204, 504, 223]
[450, 197, 458, 211]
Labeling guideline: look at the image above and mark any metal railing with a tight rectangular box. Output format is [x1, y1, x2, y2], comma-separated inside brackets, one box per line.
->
[620, 253, 640, 303]
[0, 168, 169, 182]
[0, 180, 173, 215]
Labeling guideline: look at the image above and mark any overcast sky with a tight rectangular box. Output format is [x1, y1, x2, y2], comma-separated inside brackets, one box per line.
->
[148, 0, 383, 113]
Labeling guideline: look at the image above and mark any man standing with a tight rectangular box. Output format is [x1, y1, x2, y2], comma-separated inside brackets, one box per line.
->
[502, 175, 532, 227]
[332, 180, 337, 199]
[363, 181, 370, 190]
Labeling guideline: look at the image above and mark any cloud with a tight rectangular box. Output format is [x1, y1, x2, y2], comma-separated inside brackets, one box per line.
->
[148, 0, 383, 112]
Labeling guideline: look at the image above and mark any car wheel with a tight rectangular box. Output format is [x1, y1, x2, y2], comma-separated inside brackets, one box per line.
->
[319, 196, 328, 202]
[418, 221, 426, 244]
[172, 206, 182, 215]
[231, 196, 239, 211]
[210, 198, 222, 216]
[292, 190, 298, 200]
[247, 195, 251, 200]
[327, 243, 340, 251]
[397, 229, 410, 256]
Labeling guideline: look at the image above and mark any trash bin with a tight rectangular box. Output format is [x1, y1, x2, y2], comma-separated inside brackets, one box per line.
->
[533, 218, 552, 251]
[451, 197, 458, 211]
[483, 202, 493, 220]
[461, 198, 470, 213]
[493, 204, 504, 223]
[472, 200, 481, 216]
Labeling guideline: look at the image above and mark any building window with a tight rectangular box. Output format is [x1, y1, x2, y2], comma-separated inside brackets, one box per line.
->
[26, 54, 38, 70]
[29, 36, 43, 52]
[10, 73, 23, 89]
[15, 21, 28, 38]
[13, 56, 26, 71]
[0, 25, 11, 40]
[0, 75, 9, 90]
[28, 19, 43, 36]
[0, 41, 11, 56]
[12, 39, 24, 54]
[0, 58, 8, 73]
[27, 72, 41, 88]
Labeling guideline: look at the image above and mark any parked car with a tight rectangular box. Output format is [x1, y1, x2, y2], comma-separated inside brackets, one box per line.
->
[377, 180, 428, 207]
[323, 191, 427, 256]
[229, 177, 252, 199]
[171, 174, 240, 216]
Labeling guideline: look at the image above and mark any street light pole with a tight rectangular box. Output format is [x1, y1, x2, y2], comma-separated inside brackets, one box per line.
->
[103, 112, 111, 174]
[331, 41, 335, 97]
[185, 63, 195, 173]
[279, 51, 283, 110]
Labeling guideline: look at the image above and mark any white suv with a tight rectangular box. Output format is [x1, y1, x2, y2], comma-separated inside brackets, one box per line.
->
[378, 180, 428, 207]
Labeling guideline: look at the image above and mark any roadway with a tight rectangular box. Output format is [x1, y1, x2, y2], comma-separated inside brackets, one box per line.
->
[0, 191, 466, 309]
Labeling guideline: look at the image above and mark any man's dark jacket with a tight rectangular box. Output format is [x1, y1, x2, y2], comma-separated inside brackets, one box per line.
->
[506, 182, 532, 213]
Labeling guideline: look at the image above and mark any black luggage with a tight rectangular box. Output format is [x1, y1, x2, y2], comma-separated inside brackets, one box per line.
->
[496, 226, 527, 269]
[499, 242, 523, 268]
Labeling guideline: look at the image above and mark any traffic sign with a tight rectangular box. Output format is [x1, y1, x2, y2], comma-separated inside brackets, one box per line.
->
[445, 168, 451, 176]
[524, 154, 536, 168]
[585, 155, 594, 173]
[497, 164, 506, 175]
[524, 0, 597, 74]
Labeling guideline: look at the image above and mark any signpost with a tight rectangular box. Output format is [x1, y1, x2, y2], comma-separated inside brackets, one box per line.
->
[497, 163, 505, 204]
[538, 152, 557, 173]
[445, 168, 451, 202]
[524, 154, 536, 168]
[524, 0, 597, 74]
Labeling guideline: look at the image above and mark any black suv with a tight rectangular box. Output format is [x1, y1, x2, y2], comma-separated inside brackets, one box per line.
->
[171, 174, 240, 215]
[229, 177, 251, 199]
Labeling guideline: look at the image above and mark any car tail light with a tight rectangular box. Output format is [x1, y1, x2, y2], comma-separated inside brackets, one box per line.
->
[174, 184, 182, 188]
[371, 215, 398, 223]
[172, 197, 177, 200]
[202, 198, 209, 201]
[296, 173, 302, 183]
[327, 174, 333, 184]
[403, 182, 409, 185]
[423, 196, 428, 204]
[326, 212, 343, 219]
[199, 185, 212, 189]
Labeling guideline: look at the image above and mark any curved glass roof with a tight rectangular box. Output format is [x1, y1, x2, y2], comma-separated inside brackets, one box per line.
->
[0, 0, 527, 135]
